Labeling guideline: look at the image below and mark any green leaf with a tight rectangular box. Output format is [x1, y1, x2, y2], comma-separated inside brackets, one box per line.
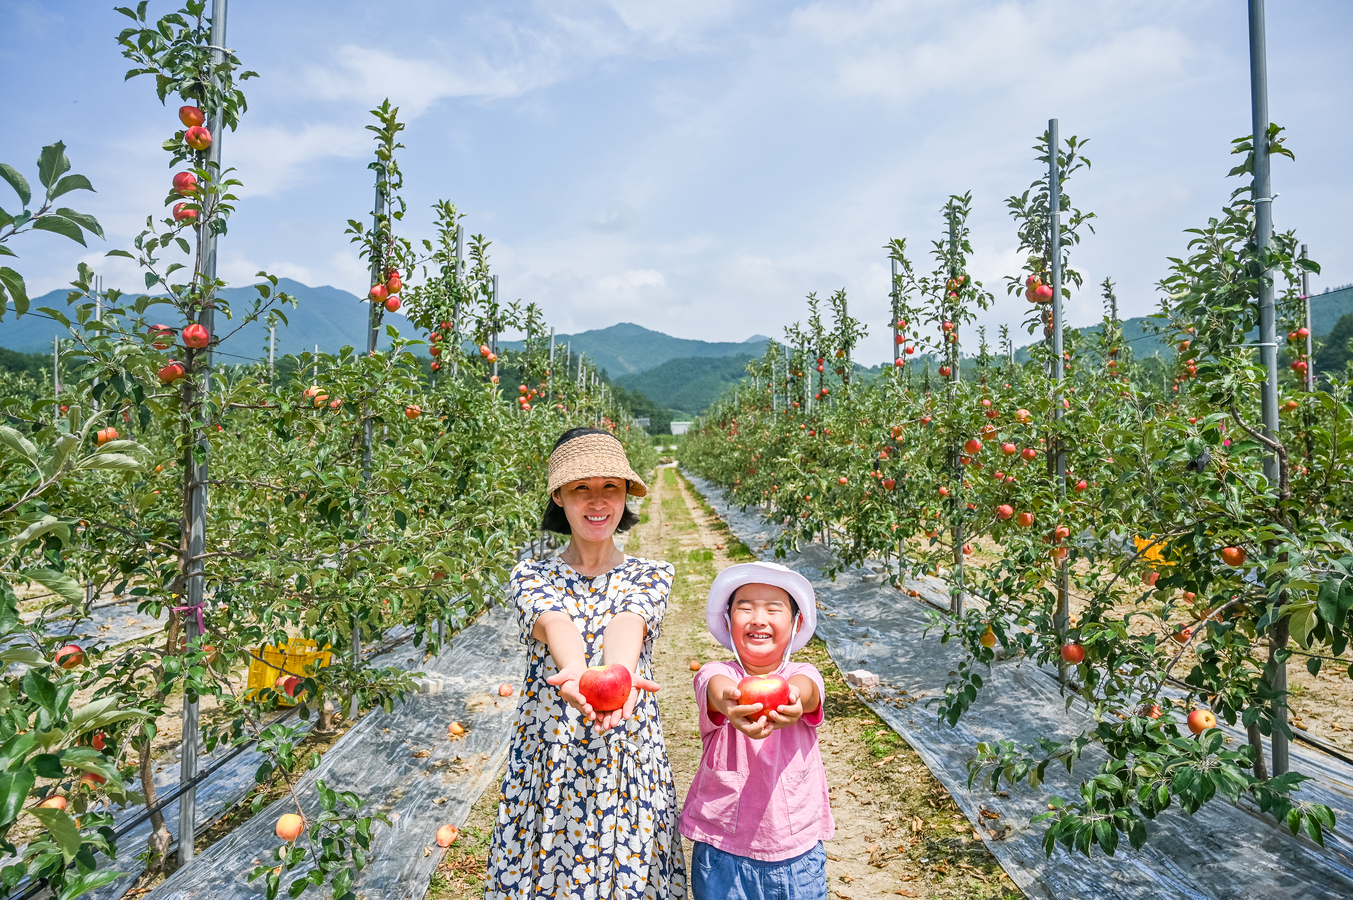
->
[37, 142, 71, 191]
[48, 174, 94, 201]
[31, 214, 87, 247]
[56, 869, 126, 900]
[55, 208, 103, 239]
[41, 432, 80, 480]
[30, 805, 83, 863]
[75, 452, 144, 473]
[0, 767, 36, 828]
[0, 267, 29, 318]
[0, 163, 30, 207]
[23, 568, 83, 604]
[0, 425, 40, 467]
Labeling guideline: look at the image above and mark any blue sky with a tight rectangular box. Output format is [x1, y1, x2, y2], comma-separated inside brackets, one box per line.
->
[3, 0, 1350, 363]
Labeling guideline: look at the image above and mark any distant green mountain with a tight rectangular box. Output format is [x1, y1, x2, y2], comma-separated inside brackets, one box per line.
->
[1, 279, 420, 358]
[504, 322, 771, 377]
[615, 354, 758, 415]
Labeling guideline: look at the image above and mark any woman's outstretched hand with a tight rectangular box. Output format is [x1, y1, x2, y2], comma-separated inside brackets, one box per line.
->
[547, 663, 593, 719]
[593, 674, 660, 732]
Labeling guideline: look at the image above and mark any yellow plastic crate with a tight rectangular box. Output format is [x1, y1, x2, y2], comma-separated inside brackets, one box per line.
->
[245, 638, 332, 705]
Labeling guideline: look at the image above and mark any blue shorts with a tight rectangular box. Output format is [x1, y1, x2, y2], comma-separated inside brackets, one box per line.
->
[691, 840, 828, 900]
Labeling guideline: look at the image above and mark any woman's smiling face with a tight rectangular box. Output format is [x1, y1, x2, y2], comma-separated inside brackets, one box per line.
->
[554, 476, 628, 542]
[729, 582, 799, 671]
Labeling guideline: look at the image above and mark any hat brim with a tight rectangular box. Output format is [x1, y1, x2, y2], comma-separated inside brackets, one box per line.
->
[706, 562, 817, 655]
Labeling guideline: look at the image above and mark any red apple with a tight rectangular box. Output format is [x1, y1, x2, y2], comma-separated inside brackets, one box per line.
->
[736, 674, 791, 721]
[882, 478, 896, 490]
[179, 106, 205, 127]
[996, 504, 1013, 520]
[1060, 643, 1085, 664]
[578, 664, 631, 711]
[385, 297, 401, 312]
[1001, 442, 1017, 456]
[184, 125, 212, 151]
[1219, 546, 1246, 567]
[37, 795, 67, 811]
[387, 272, 403, 293]
[78, 772, 106, 790]
[963, 438, 982, 455]
[1187, 708, 1217, 735]
[436, 824, 459, 847]
[1015, 408, 1032, 423]
[172, 202, 198, 223]
[55, 644, 85, 669]
[1021, 447, 1037, 461]
[158, 361, 186, 383]
[172, 171, 198, 194]
[149, 324, 176, 349]
[182, 323, 210, 348]
[1016, 512, 1034, 527]
[369, 284, 388, 303]
[276, 813, 305, 841]
[937, 486, 950, 497]
[275, 675, 302, 697]
[939, 366, 952, 377]
[498, 683, 514, 697]
[1074, 480, 1087, 492]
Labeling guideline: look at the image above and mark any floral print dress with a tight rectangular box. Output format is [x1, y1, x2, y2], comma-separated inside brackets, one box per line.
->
[486, 555, 689, 900]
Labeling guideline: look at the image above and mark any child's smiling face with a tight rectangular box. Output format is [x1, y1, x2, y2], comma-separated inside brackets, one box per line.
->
[729, 583, 800, 674]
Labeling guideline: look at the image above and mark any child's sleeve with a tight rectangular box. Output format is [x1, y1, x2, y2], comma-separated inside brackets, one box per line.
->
[617, 560, 673, 641]
[510, 561, 569, 646]
[793, 663, 827, 729]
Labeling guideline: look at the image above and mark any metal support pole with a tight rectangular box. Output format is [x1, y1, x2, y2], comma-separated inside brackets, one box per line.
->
[946, 207, 963, 619]
[548, 328, 556, 400]
[52, 337, 59, 395]
[180, 0, 227, 865]
[1049, 118, 1070, 685]
[491, 274, 499, 382]
[891, 258, 900, 369]
[1302, 244, 1313, 390]
[1249, 0, 1287, 778]
[355, 158, 386, 720]
[268, 323, 275, 380]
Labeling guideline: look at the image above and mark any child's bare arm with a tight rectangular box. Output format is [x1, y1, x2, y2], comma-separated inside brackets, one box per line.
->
[707, 674, 777, 739]
[790, 673, 820, 714]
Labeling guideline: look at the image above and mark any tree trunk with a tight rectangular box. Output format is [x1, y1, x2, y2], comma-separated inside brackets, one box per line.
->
[140, 739, 172, 868]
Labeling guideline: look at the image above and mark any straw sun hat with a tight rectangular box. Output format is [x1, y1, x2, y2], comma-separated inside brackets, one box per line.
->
[546, 431, 648, 498]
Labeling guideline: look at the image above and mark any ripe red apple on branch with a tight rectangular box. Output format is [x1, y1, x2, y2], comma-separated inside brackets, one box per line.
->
[736, 674, 791, 721]
[158, 361, 186, 383]
[55, 644, 85, 669]
[578, 664, 631, 711]
[184, 125, 212, 151]
[172, 171, 197, 195]
[996, 504, 1013, 520]
[182, 323, 210, 349]
[1060, 643, 1085, 664]
[385, 297, 401, 312]
[1187, 708, 1217, 735]
[148, 324, 176, 349]
[172, 202, 197, 223]
[179, 105, 205, 127]
[276, 813, 305, 842]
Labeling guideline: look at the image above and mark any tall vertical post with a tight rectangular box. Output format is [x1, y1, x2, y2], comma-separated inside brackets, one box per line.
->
[947, 206, 963, 618]
[52, 337, 59, 395]
[180, 0, 227, 865]
[891, 259, 900, 368]
[490, 274, 499, 382]
[1049, 118, 1071, 684]
[548, 327, 556, 400]
[1249, 0, 1287, 778]
[268, 323, 275, 380]
[355, 155, 387, 717]
[1302, 244, 1313, 390]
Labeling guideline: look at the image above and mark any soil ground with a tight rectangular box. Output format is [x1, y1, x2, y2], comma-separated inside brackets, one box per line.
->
[428, 466, 1019, 899]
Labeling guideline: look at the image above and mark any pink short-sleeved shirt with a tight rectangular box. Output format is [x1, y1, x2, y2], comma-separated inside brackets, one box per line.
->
[678, 660, 835, 861]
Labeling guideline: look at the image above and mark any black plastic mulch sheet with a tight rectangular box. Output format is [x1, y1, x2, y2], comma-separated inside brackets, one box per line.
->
[133, 600, 522, 900]
[685, 471, 1353, 900]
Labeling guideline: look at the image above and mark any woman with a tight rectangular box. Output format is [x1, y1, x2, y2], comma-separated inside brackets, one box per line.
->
[486, 427, 688, 899]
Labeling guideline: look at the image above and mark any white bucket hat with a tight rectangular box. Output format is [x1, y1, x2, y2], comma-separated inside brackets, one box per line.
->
[706, 562, 817, 666]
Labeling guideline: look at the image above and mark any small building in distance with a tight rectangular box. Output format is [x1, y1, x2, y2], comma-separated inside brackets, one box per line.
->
[670, 421, 693, 436]
[634, 417, 650, 431]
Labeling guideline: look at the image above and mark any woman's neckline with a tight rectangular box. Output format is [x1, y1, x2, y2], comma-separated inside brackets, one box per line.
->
[556, 553, 631, 579]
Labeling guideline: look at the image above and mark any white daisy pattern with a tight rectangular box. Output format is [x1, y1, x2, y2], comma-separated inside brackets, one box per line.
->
[486, 556, 688, 900]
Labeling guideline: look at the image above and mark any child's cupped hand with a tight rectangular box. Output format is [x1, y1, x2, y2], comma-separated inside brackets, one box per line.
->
[716, 683, 802, 740]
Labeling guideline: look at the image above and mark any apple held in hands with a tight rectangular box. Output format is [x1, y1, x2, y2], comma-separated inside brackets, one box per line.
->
[578, 663, 632, 711]
[736, 674, 791, 721]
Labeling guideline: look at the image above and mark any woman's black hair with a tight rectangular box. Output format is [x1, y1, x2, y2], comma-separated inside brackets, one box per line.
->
[540, 427, 641, 535]
[727, 584, 800, 617]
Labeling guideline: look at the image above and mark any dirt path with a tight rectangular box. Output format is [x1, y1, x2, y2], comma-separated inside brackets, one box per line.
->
[430, 466, 1019, 899]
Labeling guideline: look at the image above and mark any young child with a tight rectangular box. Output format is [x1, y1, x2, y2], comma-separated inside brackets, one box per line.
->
[680, 561, 834, 900]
